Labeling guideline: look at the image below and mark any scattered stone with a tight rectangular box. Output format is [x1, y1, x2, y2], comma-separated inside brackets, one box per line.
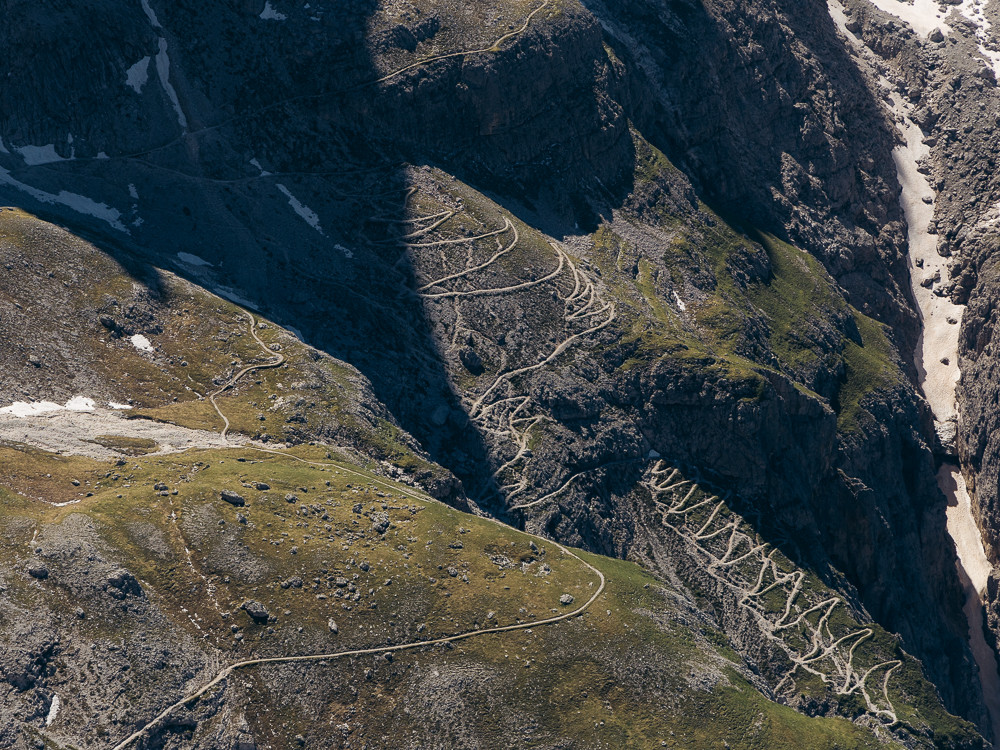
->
[71, 480, 81, 487]
[255, 482, 270, 491]
[27, 564, 49, 580]
[241, 600, 270, 622]
[285, 494, 298, 503]
[560, 594, 575, 605]
[371, 511, 390, 534]
[280, 577, 303, 589]
[153, 482, 168, 491]
[328, 619, 339, 634]
[459, 347, 484, 375]
[107, 569, 143, 598]
[75, 608, 85, 619]
[221, 490, 246, 506]
[335, 577, 349, 588]
[359, 561, 370, 572]
[446, 566, 459, 577]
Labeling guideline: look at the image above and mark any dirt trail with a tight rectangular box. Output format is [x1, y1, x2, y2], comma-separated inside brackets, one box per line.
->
[109, 531, 604, 750]
[208, 312, 285, 439]
[107, 285, 610, 750]
[647, 462, 901, 723]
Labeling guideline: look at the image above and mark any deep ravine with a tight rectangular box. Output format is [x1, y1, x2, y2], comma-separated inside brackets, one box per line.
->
[829, 0, 1000, 742]
[891, 36, 1000, 750]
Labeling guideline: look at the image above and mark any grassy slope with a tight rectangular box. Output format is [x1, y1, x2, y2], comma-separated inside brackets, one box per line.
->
[0, 444, 913, 750]
[591, 134, 902, 432]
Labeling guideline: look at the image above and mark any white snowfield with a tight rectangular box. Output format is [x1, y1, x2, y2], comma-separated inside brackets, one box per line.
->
[260, 1, 288, 20]
[867, 0, 1000, 78]
[0, 166, 127, 233]
[176, 251, 213, 267]
[0, 399, 243, 459]
[867, 0, 953, 37]
[16, 143, 66, 166]
[126, 57, 151, 94]
[1, 397, 97, 417]
[130, 334, 155, 353]
[277, 184, 324, 235]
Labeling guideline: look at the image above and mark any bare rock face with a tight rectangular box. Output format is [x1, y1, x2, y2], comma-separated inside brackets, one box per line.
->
[583, 0, 916, 347]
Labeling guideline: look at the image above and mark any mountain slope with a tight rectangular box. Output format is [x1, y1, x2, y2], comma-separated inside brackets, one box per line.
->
[0, 0, 997, 745]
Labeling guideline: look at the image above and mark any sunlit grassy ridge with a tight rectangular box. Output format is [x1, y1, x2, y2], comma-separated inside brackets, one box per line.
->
[0, 442, 942, 748]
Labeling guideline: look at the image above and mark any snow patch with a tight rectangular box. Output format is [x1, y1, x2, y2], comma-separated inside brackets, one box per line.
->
[155, 38, 188, 131]
[0, 166, 127, 232]
[260, 1, 288, 20]
[1, 397, 98, 418]
[277, 184, 324, 235]
[0, 401, 63, 418]
[333, 243, 354, 259]
[16, 144, 66, 166]
[177, 251, 213, 267]
[250, 158, 272, 176]
[140, 0, 162, 28]
[131, 334, 155, 353]
[108, 402, 133, 410]
[45, 695, 60, 727]
[215, 286, 256, 308]
[129, 184, 139, 200]
[672, 291, 687, 312]
[867, 0, 953, 37]
[126, 57, 151, 93]
[888, 89, 961, 425]
[66, 397, 96, 412]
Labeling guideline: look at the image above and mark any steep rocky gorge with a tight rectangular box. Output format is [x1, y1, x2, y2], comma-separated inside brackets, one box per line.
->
[1, 0, 999, 744]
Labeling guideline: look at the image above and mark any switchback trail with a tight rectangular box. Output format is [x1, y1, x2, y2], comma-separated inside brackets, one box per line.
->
[208, 312, 285, 439]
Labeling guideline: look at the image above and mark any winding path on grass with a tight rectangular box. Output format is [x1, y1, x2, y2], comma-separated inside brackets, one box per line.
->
[108, 305, 608, 750]
[110, 527, 604, 750]
[207, 312, 285, 439]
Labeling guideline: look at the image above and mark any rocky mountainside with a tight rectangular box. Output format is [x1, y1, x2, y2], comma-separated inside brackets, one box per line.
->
[2, 0, 1000, 747]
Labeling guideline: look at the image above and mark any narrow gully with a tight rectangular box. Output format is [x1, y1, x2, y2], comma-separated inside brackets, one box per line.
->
[891, 78, 1000, 746]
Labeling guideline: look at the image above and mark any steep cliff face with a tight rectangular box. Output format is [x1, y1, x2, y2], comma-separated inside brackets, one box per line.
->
[580, 0, 917, 345]
[0, 0, 992, 743]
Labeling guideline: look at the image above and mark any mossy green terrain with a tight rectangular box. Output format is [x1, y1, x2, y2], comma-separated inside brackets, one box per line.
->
[0, 441, 965, 749]
[588, 133, 904, 432]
